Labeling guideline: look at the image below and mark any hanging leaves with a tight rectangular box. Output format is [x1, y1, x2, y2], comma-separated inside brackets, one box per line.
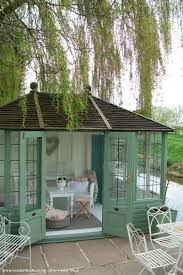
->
[0, 0, 182, 127]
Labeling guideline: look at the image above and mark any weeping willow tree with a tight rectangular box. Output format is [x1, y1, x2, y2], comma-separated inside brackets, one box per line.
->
[0, 0, 182, 128]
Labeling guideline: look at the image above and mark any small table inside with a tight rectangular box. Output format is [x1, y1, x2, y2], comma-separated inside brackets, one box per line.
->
[47, 186, 74, 219]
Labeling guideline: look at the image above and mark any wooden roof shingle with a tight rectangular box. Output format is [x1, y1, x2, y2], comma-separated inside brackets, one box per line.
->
[0, 91, 172, 132]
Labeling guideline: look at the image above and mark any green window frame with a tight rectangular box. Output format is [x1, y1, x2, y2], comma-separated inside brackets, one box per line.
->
[0, 130, 20, 209]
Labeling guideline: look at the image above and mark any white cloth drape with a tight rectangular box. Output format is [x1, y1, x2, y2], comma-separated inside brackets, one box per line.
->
[46, 132, 91, 178]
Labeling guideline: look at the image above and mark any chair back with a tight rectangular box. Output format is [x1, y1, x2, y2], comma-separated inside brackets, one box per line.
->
[89, 182, 95, 207]
[127, 223, 148, 256]
[147, 205, 173, 241]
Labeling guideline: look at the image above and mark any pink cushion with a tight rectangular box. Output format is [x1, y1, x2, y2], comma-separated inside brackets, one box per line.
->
[45, 204, 68, 220]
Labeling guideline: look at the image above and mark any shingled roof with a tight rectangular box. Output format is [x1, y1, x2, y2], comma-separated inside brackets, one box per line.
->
[0, 91, 172, 131]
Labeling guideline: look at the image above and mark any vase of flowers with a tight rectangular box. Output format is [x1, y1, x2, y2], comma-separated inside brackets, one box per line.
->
[57, 177, 66, 191]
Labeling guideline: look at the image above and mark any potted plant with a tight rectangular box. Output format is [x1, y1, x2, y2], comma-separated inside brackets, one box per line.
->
[56, 177, 66, 191]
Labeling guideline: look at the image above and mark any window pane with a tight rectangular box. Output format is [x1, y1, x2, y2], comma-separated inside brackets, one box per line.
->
[10, 145, 19, 160]
[27, 161, 37, 176]
[137, 132, 162, 200]
[27, 145, 37, 161]
[0, 130, 4, 145]
[10, 131, 20, 145]
[0, 161, 4, 176]
[10, 161, 19, 177]
[10, 176, 19, 191]
[9, 139, 20, 206]
[9, 192, 19, 206]
[0, 145, 4, 160]
[0, 177, 4, 206]
[111, 138, 128, 200]
[26, 137, 41, 212]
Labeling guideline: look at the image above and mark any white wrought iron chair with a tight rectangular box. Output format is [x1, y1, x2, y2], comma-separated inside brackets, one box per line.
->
[0, 215, 31, 274]
[127, 223, 177, 275]
[147, 205, 181, 250]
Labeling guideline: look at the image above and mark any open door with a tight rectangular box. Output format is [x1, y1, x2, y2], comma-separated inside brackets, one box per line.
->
[103, 132, 135, 237]
[20, 131, 46, 244]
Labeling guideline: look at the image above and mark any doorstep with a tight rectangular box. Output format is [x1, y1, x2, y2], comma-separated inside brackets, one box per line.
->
[37, 231, 106, 244]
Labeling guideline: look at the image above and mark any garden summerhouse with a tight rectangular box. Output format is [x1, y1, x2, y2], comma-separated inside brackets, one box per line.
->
[0, 86, 172, 244]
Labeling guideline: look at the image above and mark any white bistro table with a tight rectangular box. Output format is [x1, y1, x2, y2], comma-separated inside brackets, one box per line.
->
[157, 221, 183, 274]
[47, 186, 74, 219]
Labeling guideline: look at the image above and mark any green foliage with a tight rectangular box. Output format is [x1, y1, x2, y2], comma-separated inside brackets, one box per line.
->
[62, 92, 87, 130]
[120, 0, 165, 117]
[0, 42, 22, 105]
[168, 133, 183, 163]
[152, 106, 172, 126]
[0, 0, 183, 128]
[152, 105, 183, 129]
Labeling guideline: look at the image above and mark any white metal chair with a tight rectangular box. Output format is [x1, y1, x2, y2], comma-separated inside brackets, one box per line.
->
[127, 223, 177, 275]
[0, 215, 31, 274]
[147, 205, 180, 250]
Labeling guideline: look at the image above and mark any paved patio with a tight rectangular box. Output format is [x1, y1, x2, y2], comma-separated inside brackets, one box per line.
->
[2, 238, 181, 275]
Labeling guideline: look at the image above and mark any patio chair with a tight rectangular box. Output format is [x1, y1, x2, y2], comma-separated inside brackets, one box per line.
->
[75, 182, 95, 219]
[147, 205, 181, 250]
[127, 223, 177, 275]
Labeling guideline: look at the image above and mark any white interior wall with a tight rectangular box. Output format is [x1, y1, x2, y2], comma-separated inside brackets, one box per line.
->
[46, 132, 92, 177]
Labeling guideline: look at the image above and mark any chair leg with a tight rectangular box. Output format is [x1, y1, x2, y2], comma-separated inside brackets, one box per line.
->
[83, 206, 91, 218]
[75, 201, 86, 218]
[148, 269, 157, 275]
[162, 265, 177, 275]
[138, 266, 157, 275]
[29, 239, 32, 270]
[138, 267, 145, 275]
[75, 201, 90, 218]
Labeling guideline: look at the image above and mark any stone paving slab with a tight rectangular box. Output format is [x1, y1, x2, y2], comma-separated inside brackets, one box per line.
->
[47, 271, 73, 275]
[78, 238, 127, 266]
[73, 264, 118, 275]
[3, 245, 47, 275]
[113, 258, 183, 275]
[42, 242, 88, 270]
[113, 260, 148, 275]
[111, 237, 133, 259]
[1, 238, 182, 275]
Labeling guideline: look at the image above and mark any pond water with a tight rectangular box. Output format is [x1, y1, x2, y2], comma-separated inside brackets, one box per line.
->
[166, 181, 183, 221]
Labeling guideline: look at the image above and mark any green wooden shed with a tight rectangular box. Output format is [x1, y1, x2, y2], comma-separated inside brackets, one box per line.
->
[0, 86, 172, 244]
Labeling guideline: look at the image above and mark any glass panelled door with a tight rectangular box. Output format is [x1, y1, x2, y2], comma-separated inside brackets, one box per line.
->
[20, 131, 46, 244]
[103, 132, 135, 237]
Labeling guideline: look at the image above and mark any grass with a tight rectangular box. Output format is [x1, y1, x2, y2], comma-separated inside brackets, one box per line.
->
[167, 133, 183, 184]
[168, 133, 183, 163]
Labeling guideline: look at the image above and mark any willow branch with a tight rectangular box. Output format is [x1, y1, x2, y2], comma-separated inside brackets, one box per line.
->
[0, 0, 27, 21]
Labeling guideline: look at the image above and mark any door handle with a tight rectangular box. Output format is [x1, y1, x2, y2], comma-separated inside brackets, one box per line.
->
[127, 174, 132, 183]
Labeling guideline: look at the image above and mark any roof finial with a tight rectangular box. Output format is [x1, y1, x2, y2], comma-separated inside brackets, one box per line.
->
[30, 82, 38, 92]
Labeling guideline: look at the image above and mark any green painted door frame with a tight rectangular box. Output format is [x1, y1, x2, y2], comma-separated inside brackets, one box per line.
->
[20, 131, 46, 244]
[103, 132, 135, 237]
